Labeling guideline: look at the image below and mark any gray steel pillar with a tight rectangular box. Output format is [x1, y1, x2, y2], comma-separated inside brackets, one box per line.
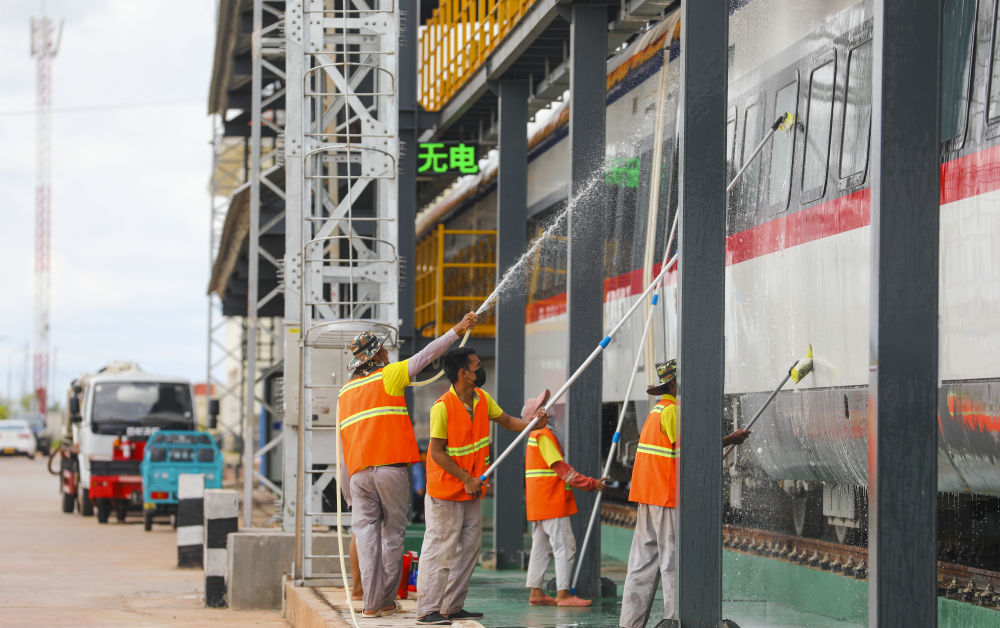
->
[493, 79, 529, 568]
[397, 0, 418, 356]
[565, 3, 606, 597]
[868, 1, 939, 624]
[676, 1, 726, 625]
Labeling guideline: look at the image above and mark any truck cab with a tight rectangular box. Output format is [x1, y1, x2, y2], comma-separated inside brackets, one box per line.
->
[61, 362, 196, 523]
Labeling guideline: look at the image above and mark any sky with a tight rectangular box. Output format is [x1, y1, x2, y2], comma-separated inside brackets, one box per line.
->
[0, 0, 217, 405]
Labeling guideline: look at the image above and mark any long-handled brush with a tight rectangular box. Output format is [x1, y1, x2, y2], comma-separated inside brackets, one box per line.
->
[722, 345, 814, 460]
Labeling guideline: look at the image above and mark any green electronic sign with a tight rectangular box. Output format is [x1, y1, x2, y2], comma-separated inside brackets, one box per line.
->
[417, 142, 479, 175]
[605, 156, 641, 189]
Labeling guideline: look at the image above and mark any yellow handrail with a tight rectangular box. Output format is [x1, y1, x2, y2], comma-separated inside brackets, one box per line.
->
[418, 0, 541, 110]
[414, 224, 498, 337]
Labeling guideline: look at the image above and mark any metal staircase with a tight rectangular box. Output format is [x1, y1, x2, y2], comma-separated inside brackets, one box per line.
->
[285, 0, 400, 600]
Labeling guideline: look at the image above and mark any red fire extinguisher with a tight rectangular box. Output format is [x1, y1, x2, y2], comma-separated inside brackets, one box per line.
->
[398, 551, 418, 599]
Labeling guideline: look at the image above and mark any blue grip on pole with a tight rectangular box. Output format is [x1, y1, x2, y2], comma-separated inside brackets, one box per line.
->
[479, 474, 487, 482]
[612, 432, 621, 443]
[599, 336, 611, 348]
[652, 294, 659, 306]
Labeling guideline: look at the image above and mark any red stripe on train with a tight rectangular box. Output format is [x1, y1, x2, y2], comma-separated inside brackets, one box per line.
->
[525, 143, 997, 325]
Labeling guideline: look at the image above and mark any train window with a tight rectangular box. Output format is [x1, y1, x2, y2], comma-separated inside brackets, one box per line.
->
[726, 108, 737, 175]
[737, 102, 761, 221]
[801, 57, 835, 201]
[768, 80, 798, 210]
[989, 0, 1000, 120]
[941, 0, 977, 141]
[840, 40, 874, 180]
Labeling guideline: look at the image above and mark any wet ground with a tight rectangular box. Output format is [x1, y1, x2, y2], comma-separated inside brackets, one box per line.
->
[460, 567, 862, 628]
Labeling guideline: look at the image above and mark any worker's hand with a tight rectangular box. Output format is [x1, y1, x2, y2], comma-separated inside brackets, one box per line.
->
[462, 474, 483, 496]
[595, 477, 611, 492]
[452, 312, 478, 336]
[532, 408, 550, 430]
[723, 429, 751, 447]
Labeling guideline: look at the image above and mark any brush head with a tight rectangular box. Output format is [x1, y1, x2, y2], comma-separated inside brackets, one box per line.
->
[789, 345, 814, 383]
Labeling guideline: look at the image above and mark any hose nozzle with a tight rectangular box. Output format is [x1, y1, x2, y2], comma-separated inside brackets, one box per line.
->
[789, 344, 814, 384]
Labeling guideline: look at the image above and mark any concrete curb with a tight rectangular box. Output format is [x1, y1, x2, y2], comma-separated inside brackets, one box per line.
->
[283, 579, 486, 628]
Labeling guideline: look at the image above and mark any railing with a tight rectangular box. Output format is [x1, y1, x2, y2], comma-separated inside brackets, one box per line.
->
[415, 224, 497, 337]
[419, 0, 539, 111]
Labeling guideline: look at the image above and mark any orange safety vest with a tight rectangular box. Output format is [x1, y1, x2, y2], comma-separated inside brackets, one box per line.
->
[628, 397, 677, 508]
[426, 388, 490, 501]
[524, 428, 577, 522]
[337, 368, 419, 475]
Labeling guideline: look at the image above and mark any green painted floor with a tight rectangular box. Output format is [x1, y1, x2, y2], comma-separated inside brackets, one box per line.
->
[402, 507, 997, 628]
[455, 565, 862, 628]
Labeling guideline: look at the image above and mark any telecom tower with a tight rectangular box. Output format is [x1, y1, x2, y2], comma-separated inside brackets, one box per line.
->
[30, 16, 61, 413]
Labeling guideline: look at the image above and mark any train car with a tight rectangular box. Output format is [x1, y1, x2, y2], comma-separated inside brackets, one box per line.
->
[415, 0, 1000, 565]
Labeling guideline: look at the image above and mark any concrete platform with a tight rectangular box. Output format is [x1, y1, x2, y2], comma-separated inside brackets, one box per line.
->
[283, 578, 485, 628]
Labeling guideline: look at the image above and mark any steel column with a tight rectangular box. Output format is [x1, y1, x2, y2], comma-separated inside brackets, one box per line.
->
[676, 1, 727, 625]
[867, 1, 939, 624]
[284, 0, 305, 543]
[398, 0, 419, 356]
[244, 0, 265, 528]
[565, 3, 606, 597]
[494, 78, 529, 568]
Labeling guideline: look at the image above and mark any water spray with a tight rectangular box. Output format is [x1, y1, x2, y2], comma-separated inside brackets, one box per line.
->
[479, 249, 679, 483]
[722, 345, 813, 460]
[411, 187, 577, 388]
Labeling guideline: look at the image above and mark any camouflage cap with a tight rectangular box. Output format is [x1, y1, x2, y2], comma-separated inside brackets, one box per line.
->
[646, 359, 677, 395]
[347, 330, 389, 371]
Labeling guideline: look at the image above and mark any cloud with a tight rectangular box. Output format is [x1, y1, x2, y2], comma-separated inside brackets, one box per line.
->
[0, 0, 217, 401]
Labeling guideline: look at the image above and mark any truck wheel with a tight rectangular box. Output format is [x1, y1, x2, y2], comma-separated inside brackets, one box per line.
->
[115, 501, 127, 522]
[96, 498, 111, 523]
[80, 489, 94, 517]
[61, 491, 74, 514]
[143, 510, 153, 531]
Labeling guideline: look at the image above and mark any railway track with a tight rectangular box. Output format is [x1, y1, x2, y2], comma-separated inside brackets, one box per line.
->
[599, 502, 1000, 610]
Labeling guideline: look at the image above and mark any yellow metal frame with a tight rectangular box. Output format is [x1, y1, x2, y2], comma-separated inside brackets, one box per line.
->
[415, 224, 498, 337]
[419, 0, 538, 111]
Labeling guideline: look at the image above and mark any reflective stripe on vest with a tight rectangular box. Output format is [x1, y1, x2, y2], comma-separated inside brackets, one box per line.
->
[524, 427, 577, 521]
[336, 368, 419, 475]
[426, 388, 490, 502]
[628, 398, 677, 508]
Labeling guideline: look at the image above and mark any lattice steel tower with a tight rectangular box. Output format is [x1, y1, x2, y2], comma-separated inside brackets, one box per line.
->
[30, 15, 61, 413]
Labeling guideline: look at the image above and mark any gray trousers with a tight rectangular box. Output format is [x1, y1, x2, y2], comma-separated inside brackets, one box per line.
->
[350, 465, 411, 612]
[416, 496, 482, 617]
[525, 516, 576, 591]
[619, 503, 677, 628]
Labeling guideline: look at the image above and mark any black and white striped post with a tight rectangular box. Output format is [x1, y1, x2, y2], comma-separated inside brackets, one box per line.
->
[204, 489, 239, 608]
[177, 473, 204, 568]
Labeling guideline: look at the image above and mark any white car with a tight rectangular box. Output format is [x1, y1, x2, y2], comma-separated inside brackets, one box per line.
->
[0, 420, 37, 458]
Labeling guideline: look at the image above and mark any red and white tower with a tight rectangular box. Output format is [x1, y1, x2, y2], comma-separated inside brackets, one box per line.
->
[30, 16, 61, 413]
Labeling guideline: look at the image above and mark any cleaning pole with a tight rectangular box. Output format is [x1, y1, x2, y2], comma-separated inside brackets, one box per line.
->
[479, 251, 679, 482]
[569, 287, 663, 595]
[728, 112, 795, 195]
[722, 345, 813, 460]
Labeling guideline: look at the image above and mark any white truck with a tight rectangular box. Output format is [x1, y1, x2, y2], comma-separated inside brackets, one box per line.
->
[58, 362, 196, 523]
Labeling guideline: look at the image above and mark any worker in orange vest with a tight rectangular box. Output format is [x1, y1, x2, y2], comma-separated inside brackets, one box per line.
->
[619, 360, 750, 628]
[338, 312, 478, 619]
[523, 394, 608, 607]
[415, 347, 550, 626]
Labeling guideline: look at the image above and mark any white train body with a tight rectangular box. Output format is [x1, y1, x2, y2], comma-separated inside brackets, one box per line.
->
[417, 0, 1000, 537]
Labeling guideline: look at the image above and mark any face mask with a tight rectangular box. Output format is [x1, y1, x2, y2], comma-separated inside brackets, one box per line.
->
[472, 366, 487, 388]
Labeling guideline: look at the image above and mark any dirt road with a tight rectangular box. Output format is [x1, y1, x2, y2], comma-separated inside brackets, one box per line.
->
[0, 455, 287, 627]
